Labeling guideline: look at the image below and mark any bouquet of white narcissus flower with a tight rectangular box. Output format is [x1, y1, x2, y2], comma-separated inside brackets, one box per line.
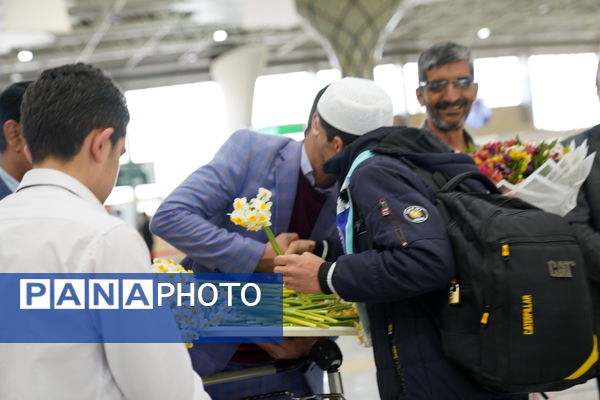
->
[229, 187, 273, 231]
[150, 258, 238, 347]
[229, 188, 282, 254]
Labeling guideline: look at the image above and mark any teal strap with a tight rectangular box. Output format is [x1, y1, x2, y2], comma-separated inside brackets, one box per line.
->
[343, 150, 375, 255]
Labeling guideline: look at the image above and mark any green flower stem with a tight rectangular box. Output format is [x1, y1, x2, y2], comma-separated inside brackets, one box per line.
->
[263, 226, 283, 256]
[298, 311, 339, 324]
[283, 315, 318, 328]
[332, 321, 356, 327]
[282, 274, 360, 328]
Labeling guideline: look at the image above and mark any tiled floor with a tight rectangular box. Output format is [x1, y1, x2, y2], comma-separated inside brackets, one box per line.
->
[335, 336, 599, 400]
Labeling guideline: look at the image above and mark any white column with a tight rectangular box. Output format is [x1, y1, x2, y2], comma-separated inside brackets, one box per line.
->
[210, 45, 268, 132]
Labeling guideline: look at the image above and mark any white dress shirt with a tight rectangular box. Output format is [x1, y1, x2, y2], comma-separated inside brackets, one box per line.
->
[0, 169, 211, 400]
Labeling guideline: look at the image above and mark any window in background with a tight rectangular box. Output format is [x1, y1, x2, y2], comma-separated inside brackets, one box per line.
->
[374, 64, 407, 116]
[315, 68, 341, 90]
[106, 81, 228, 209]
[474, 56, 523, 108]
[252, 71, 316, 129]
[529, 53, 600, 131]
[402, 62, 422, 115]
[404, 56, 523, 115]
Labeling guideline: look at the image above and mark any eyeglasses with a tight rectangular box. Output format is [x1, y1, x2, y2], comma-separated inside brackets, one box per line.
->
[419, 77, 474, 93]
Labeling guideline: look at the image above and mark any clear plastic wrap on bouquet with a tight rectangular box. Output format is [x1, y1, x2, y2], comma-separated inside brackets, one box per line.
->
[496, 140, 596, 216]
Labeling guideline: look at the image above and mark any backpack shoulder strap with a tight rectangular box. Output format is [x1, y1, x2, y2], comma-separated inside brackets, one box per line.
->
[337, 150, 375, 255]
[394, 156, 448, 193]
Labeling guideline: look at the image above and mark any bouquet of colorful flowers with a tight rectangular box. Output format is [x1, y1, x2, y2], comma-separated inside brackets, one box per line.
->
[469, 137, 596, 216]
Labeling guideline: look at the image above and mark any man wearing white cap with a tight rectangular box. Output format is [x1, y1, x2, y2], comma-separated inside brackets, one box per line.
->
[275, 95, 525, 398]
[151, 77, 393, 399]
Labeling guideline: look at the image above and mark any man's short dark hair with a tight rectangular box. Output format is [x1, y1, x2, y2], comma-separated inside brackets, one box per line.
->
[304, 84, 330, 136]
[418, 42, 474, 83]
[318, 113, 359, 146]
[21, 63, 129, 163]
[0, 81, 32, 153]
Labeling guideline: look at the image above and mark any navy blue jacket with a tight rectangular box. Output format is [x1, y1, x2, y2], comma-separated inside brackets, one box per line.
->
[321, 127, 524, 400]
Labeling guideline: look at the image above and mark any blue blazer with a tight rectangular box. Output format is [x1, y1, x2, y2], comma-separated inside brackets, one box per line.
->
[151, 130, 338, 396]
[152, 129, 338, 275]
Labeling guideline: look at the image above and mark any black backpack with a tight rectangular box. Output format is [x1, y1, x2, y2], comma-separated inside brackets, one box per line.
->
[395, 162, 599, 393]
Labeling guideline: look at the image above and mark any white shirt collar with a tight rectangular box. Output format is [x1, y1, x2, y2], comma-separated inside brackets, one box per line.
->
[17, 168, 104, 209]
[0, 166, 19, 192]
[301, 142, 336, 195]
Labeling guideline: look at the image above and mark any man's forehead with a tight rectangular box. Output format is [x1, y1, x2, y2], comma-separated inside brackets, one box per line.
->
[425, 61, 472, 80]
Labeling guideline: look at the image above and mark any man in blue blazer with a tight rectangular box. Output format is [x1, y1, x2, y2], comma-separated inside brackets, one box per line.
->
[0, 81, 32, 200]
[151, 77, 393, 399]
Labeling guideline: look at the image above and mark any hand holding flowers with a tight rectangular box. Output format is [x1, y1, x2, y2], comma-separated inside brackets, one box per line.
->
[229, 188, 360, 332]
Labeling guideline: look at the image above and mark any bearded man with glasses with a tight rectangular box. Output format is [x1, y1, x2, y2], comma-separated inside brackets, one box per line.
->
[416, 41, 479, 152]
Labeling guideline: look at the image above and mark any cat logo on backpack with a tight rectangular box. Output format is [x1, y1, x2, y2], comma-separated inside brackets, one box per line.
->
[548, 260, 575, 278]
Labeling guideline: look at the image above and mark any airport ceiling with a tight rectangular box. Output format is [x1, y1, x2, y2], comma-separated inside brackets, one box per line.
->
[0, 0, 599, 90]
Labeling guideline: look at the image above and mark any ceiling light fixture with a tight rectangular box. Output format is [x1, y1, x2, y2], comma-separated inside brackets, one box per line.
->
[477, 28, 491, 40]
[212, 30, 228, 42]
[17, 50, 34, 62]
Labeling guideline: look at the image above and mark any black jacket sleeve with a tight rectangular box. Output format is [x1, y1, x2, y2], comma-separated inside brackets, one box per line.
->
[564, 126, 600, 283]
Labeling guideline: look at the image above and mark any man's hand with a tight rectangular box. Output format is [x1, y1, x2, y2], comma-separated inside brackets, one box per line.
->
[257, 337, 318, 359]
[256, 232, 299, 273]
[285, 239, 316, 255]
[274, 252, 323, 294]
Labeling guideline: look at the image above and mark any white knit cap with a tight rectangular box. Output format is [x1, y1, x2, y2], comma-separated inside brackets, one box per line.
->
[316, 77, 393, 136]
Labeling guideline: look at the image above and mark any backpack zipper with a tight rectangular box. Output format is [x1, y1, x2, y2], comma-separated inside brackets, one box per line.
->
[378, 198, 409, 248]
[386, 312, 405, 393]
[477, 210, 502, 327]
[499, 236, 577, 261]
[500, 235, 576, 245]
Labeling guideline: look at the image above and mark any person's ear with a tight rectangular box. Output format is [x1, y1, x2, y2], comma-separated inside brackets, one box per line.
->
[416, 87, 425, 106]
[309, 112, 320, 136]
[3, 120, 23, 150]
[472, 82, 479, 97]
[90, 128, 115, 163]
[332, 135, 344, 153]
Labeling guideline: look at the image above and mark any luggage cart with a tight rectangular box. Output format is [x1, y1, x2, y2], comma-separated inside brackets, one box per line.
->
[202, 338, 346, 400]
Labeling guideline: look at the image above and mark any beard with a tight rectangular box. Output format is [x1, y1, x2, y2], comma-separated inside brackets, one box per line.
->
[426, 99, 472, 132]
